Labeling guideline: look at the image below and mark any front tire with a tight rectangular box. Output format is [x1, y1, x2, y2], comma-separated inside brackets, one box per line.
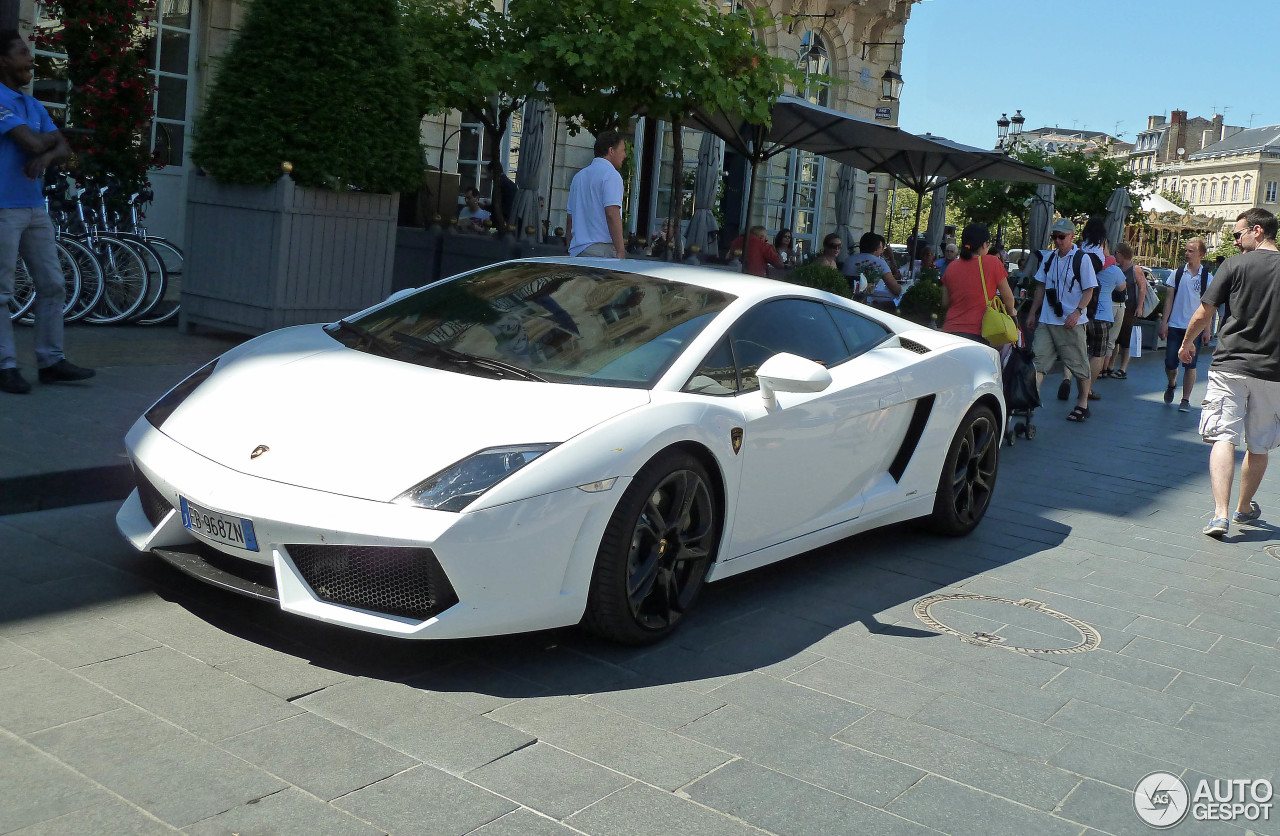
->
[582, 451, 720, 644]
[928, 404, 999, 536]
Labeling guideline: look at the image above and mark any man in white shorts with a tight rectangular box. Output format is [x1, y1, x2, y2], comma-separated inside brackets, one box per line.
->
[1178, 208, 1280, 539]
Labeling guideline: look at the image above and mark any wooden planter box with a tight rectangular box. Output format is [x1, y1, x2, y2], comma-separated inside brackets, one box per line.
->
[181, 174, 398, 335]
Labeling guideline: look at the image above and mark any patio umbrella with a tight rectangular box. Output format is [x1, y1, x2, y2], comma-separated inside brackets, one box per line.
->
[1025, 168, 1056, 275]
[683, 130, 722, 256]
[834, 163, 858, 255]
[510, 98, 547, 242]
[924, 183, 948, 255]
[1104, 187, 1132, 250]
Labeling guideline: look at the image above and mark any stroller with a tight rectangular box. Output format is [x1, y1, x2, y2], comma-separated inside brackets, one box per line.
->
[1002, 327, 1040, 445]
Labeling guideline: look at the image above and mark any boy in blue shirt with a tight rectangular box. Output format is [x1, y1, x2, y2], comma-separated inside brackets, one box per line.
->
[0, 29, 93, 394]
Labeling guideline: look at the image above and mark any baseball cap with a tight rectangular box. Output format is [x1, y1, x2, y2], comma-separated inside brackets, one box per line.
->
[1050, 218, 1075, 235]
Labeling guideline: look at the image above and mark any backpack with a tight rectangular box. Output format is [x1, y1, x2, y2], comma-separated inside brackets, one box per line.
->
[1168, 264, 1210, 311]
[1041, 249, 1101, 316]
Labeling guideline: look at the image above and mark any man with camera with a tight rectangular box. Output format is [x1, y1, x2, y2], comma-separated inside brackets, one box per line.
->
[1024, 218, 1098, 422]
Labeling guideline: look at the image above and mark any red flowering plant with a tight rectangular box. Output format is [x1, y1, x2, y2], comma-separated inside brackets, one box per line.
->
[35, 0, 158, 194]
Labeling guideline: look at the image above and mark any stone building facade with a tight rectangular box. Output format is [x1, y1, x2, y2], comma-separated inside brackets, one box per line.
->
[1173, 125, 1280, 226]
[18, 0, 921, 255]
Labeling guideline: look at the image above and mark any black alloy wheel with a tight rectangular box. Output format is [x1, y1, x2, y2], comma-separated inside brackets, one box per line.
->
[583, 451, 720, 644]
[928, 404, 999, 535]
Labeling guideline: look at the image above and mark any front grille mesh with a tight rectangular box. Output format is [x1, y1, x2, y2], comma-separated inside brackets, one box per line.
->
[286, 545, 458, 621]
[134, 466, 173, 528]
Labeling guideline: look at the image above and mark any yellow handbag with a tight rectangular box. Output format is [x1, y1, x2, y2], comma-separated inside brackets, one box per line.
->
[979, 257, 1018, 346]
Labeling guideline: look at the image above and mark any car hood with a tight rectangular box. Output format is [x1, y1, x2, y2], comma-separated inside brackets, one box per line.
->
[159, 327, 650, 502]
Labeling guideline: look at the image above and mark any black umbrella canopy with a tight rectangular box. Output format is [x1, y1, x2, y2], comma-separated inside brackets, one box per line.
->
[890, 134, 1069, 193]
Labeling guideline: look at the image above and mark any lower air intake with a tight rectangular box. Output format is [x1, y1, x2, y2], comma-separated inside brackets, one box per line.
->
[286, 545, 458, 621]
[134, 466, 174, 528]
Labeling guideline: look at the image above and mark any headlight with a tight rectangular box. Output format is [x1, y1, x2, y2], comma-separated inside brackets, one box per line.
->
[145, 360, 218, 429]
[393, 444, 557, 512]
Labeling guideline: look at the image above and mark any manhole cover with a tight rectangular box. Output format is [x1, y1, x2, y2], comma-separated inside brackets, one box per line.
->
[1265, 545, 1280, 562]
[913, 593, 1102, 655]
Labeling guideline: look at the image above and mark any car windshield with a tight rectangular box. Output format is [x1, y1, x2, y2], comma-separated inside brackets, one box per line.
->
[327, 263, 735, 389]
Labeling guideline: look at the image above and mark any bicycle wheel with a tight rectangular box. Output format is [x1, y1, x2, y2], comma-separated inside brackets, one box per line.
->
[135, 237, 182, 326]
[118, 236, 168, 321]
[60, 236, 105, 323]
[16, 243, 82, 324]
[7, 257, 34, 321]
[84, 235, 150, 325]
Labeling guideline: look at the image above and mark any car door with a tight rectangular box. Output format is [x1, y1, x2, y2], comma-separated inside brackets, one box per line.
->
[725, 299, 905, 558]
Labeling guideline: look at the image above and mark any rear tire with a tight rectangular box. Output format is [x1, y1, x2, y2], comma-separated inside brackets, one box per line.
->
[927, 404, 999, 536]
[582, 451, 720, 644]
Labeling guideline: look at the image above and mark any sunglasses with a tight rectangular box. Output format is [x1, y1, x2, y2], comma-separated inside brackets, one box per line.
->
[1233, 227, 1254, 240]
[1051, 233, 1070, 241]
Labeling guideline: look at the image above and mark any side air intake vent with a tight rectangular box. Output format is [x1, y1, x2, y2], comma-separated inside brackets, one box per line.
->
[898, 337, 931, 354]
[286, 545, 458, 621]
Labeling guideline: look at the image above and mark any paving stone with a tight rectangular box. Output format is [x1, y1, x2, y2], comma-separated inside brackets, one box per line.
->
[1208, 636, 1280, 675]
[1055, 777, 1250, 836]
[864, 628, 1064, 686]
[887, 775, 1081, 836]
[4, 798, 178, 836]
[615, 642, 752, 692]
[77, 646, 300, 741]
[1142, 553, 1232, 580]
[807, 630, 951, 683]
[1077, 556, 1230, 596]
[909, 695, 1074, 760]
[834, 711, 1079, 811]
[680, 704, 925, 808]
[567, 782, 766, 836]
[298, 678, 535, 776]
[1122, 615, 1221, 652]
[0, 735, 107, 833]
[1120, 636, 1253, 685]
[583, 682, 726, 731]
[1032, 577, 1199, 626]
[96, 596, 265, 666]
[1175, 702, 1280, 772]
[1156, 586, 1280, 631]
[1188, 611, 1280, 648]
[215, 648, 354, 701]
[183, 788, 385, 836]
[1243, 665, 1280, 699]
[219, 713, 419, 801]
[404, 660, 547, 714]
[488, 695, 730, 791]
[1046, 699, 1273, 783]
[9, 618, 160, 669]
[465, 742, 633, 820]
[466, 809, 583, 836]
[918, 662, 1070, 722]
[704, 671, 870, 736]
[1037, 647, 1179, 692]
[0, 636, 40, 669]
[0, 659, 122, 735]
[784, 657, 938, 717]
[1048, 736, 1184, 791]
[31, 707, 286, 829]
[1043, 667, 1193, 725]
[332, 765, 514, 836]
[484, 643, 645, 695]
[683, 759, 935, 836]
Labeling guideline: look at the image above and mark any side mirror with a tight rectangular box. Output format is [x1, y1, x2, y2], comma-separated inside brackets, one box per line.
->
[757, 352, 832, 409]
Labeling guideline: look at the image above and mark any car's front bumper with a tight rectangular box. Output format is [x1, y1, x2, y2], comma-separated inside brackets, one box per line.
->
[117, 419, 624, 639]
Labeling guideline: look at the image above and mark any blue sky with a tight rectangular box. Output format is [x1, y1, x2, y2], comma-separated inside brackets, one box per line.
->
[897, 0, 1280, 148]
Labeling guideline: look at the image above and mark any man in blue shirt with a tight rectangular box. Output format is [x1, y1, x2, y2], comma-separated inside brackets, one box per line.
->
[0, 30, 93, 394]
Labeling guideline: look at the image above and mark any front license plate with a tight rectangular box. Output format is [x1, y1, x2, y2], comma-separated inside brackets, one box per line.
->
[180, 497, 259, 552]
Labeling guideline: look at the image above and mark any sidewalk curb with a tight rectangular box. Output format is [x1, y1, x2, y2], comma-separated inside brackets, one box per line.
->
[0, 464, 132, 516]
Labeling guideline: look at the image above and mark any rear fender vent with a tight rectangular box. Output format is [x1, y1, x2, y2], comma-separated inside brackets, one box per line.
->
[286, 545, 459, 622]
[898, 337, 931, 354]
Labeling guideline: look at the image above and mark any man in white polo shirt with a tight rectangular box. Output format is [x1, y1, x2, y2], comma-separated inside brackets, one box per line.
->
[1159, 237, 1214, 412]
[566, 131, 627, 259]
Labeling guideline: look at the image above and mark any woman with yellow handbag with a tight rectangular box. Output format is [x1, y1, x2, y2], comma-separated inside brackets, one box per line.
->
[940, 223, 1018, 346]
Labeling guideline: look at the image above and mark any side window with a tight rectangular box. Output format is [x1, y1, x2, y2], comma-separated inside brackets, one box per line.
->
[682, 337, 738, 396]
[826, 305, 892, 358]
[731, 299, 850, 391]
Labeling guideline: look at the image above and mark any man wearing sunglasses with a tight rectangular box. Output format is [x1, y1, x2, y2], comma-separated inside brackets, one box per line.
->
[1025, 218, 1098, 422]
[1177, 208, 1280, 539]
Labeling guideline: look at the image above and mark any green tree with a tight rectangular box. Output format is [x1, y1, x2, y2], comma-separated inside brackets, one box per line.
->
[402, 0, 533, 229]
[1160, 188, 1193, 212]
[193, 0, 422, 193]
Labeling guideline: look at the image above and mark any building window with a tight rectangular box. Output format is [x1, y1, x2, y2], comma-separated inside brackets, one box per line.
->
[1231, 179, 1240, 202]
[1181, 183, 1189, 201]
[1243, 177, 1253, 200]
[1267, 181, 1278, 203]
[1200, 181, 1208, 203]
[457, 113, 490, 196]
[1210, 181, 1218, 203]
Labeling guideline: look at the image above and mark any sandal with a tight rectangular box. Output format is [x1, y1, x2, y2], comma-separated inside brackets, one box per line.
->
[1067, 406, 1089, 422]
[1088, 392, 1101, 400]
[1111, 370, 1127, 379]
[1099, 369, 1113, 378]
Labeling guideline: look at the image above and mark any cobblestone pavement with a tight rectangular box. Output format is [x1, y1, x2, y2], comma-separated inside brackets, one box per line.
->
[2, 348, 1279, 835]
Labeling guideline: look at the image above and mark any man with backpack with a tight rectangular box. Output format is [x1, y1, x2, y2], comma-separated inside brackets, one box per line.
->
[1159, 238, 1214, 412]
[1024, 218, 1098, 423]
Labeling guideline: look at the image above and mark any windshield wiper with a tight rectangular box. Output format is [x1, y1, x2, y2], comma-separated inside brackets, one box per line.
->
[389, 332, 547, 382]
[328, 320, 397, 357]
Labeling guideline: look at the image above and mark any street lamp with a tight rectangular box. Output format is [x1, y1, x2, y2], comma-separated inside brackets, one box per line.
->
[880, 69, 904, 103]
[996, 113, 1011, 150]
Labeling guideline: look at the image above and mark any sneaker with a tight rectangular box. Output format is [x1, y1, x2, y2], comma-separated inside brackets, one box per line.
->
[0, 367, 31, 394]
[1179, 399, 1191, 412]
[38, 359, 95, 384]
[1233, 501, 1262, 524]
[1202, 518, 1229, 539]
[1163, 386, 1176, 404]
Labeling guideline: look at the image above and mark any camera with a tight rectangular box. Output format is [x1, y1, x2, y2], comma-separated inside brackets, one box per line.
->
[1045, 287, 1063, 317]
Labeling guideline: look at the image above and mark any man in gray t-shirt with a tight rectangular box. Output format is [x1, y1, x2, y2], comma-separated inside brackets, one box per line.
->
[1178, 208, 1280, 539]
